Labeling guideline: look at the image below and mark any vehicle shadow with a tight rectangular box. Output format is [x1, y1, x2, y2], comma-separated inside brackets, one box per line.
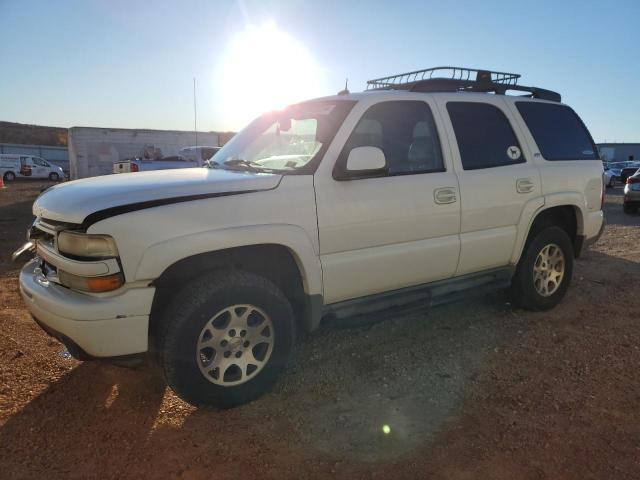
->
[0, 362, 167, 479]
[0, 247, 638, 479]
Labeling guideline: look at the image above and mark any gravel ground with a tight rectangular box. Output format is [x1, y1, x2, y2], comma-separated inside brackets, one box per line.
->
[1, 181, 639, 479]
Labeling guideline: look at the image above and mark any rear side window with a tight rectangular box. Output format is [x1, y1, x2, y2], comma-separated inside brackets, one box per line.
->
[447, 102, 525, 170]
[516, 102, 598, 160]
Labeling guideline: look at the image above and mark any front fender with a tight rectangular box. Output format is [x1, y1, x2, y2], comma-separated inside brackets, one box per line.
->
[134, 224, 323, 296]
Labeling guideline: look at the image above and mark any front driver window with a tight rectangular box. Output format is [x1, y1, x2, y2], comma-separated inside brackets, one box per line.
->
[340, 101, 444, 175]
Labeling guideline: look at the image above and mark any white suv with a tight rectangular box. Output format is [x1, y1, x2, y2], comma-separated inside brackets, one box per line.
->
[15, 68, 604, 407]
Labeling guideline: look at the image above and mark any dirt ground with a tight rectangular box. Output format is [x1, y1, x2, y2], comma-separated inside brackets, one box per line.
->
[1, 180, 639, 479]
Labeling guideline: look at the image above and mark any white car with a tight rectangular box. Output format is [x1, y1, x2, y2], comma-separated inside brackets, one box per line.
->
[179, 146, 221, 164]
[14, 67, 604, 407]
[603, 165, 616, 188]
[113, 155, 200, 174]
[1, 154, 65, 181]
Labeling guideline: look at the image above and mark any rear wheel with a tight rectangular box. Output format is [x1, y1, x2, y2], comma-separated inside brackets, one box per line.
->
[48, 172, 60, 181]
[510, 226, 574, 310]
[3, 171, 15, 182]
[158, 270, 295, 408]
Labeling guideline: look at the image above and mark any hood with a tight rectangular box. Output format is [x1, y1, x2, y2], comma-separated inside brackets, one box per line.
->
[33, 168, 282, 224]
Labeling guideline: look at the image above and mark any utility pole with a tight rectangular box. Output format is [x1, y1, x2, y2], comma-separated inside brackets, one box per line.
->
[193, 77, 198, 147]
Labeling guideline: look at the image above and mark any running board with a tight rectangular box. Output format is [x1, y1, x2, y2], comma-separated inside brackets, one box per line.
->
[323, 267, 514, 326]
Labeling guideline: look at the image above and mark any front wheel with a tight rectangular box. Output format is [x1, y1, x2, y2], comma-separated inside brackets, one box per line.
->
[3, 171, 16, 182]
[158, 270, 295, 408]
[509, 226, 574, 311]
[48, 172, 60, 181]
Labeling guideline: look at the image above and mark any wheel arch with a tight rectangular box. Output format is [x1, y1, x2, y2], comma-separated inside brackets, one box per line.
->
[512, 196, 586, 263]
[148, 243, 323, 349]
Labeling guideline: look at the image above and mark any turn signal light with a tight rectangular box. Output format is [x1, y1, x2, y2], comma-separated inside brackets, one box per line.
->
[58, 271, 124, 292]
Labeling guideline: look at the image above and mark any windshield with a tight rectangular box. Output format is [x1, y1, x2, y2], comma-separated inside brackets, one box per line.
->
[213, 100, 355, 173]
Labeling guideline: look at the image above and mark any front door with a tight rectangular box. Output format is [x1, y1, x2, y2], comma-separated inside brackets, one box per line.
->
[31, 157, 50, 178]
[314, 98, 461, 304]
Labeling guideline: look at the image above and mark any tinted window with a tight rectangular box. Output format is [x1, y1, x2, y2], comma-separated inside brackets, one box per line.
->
[447, 102, 525, 170]
[516, 102, 597, 160]
[340, 101, 444, 176]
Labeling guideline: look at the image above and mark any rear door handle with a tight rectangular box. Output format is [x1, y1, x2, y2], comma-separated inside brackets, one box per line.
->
[516, 178, 535, 194]
[434, 187, 457, 204]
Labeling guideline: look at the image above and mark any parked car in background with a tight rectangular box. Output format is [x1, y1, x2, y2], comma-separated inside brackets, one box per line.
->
[623, 169, 640, 214]
[179, 146, 220, 164]
[603, 162, 627, 187]
[1, 154, 65, 181]
[113, 155, 200, 174]
[620, 163, 640, 184]
[603, 165, 616, 188]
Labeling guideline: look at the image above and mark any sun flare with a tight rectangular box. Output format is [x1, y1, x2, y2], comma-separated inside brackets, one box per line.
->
[217, 23, 327, 129]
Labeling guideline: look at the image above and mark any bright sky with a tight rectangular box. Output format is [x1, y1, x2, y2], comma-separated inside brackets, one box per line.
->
[0, 0, 638, 142]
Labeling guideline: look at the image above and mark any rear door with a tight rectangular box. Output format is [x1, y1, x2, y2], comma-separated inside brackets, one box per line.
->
[434, 96, 541, 276]
[314, 96, 461, 304]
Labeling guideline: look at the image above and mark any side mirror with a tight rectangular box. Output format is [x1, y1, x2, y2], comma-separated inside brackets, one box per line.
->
[346, 146, 387, 173]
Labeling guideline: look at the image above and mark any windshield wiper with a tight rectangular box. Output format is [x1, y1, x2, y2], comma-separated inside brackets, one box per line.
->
[222, 158, 275, 173]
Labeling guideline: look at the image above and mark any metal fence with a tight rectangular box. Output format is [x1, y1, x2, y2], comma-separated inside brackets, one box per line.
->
[0, 143, 69, 172]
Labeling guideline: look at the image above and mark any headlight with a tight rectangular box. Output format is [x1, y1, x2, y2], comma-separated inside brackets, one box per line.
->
[57, 231, 119, 258]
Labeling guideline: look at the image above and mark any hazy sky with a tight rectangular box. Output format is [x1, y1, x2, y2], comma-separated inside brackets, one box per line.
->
[1, 0, 639, 142]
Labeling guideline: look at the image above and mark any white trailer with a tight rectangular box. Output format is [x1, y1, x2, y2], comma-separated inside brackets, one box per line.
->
[68, 127, 220, 179]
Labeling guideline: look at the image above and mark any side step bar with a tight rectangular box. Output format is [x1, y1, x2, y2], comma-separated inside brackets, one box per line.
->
[323, 267, 514, 326]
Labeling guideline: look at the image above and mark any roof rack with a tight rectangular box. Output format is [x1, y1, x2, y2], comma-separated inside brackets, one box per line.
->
[366, 66, 561, 102]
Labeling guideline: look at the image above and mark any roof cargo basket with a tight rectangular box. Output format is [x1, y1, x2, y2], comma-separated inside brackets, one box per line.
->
[366, 66, 561, 102]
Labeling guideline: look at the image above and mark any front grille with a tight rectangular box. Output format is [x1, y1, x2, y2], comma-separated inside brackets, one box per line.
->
[38, 230, 55, 249]
[41, 258, 57, 276]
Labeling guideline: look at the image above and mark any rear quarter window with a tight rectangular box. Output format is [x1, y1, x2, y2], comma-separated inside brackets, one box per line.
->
[516, 102, 598, 161]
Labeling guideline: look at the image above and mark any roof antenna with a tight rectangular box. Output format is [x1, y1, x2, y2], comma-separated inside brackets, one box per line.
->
[338, 78, 349, 95]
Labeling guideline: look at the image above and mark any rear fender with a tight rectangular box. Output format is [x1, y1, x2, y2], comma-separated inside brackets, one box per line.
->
[511, 193, 586, 264]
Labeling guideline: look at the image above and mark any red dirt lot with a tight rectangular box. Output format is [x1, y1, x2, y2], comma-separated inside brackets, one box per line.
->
[1, 181, 639, 479]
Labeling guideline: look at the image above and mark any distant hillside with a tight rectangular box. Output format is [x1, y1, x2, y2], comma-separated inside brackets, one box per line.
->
[0, 121, 68, 147]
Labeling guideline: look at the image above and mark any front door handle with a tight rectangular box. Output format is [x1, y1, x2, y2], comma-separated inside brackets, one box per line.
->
[516, 178, 535, 194]
[434, 187, 457, 204]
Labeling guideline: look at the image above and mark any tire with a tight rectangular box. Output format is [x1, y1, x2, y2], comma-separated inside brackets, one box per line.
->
[3, 171, 15, 182]
[624, 204, 638, 214]
[158, 270, 296, 408]
[509, 226, 574, 311]
[48, 172, 59, 181]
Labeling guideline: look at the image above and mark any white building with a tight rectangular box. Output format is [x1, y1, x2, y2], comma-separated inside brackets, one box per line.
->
[68, 127, 220, 179]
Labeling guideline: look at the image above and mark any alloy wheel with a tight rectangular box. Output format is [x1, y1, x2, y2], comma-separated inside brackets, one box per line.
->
[196, 304, 274, 386]
[533, 243, 565, 297]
